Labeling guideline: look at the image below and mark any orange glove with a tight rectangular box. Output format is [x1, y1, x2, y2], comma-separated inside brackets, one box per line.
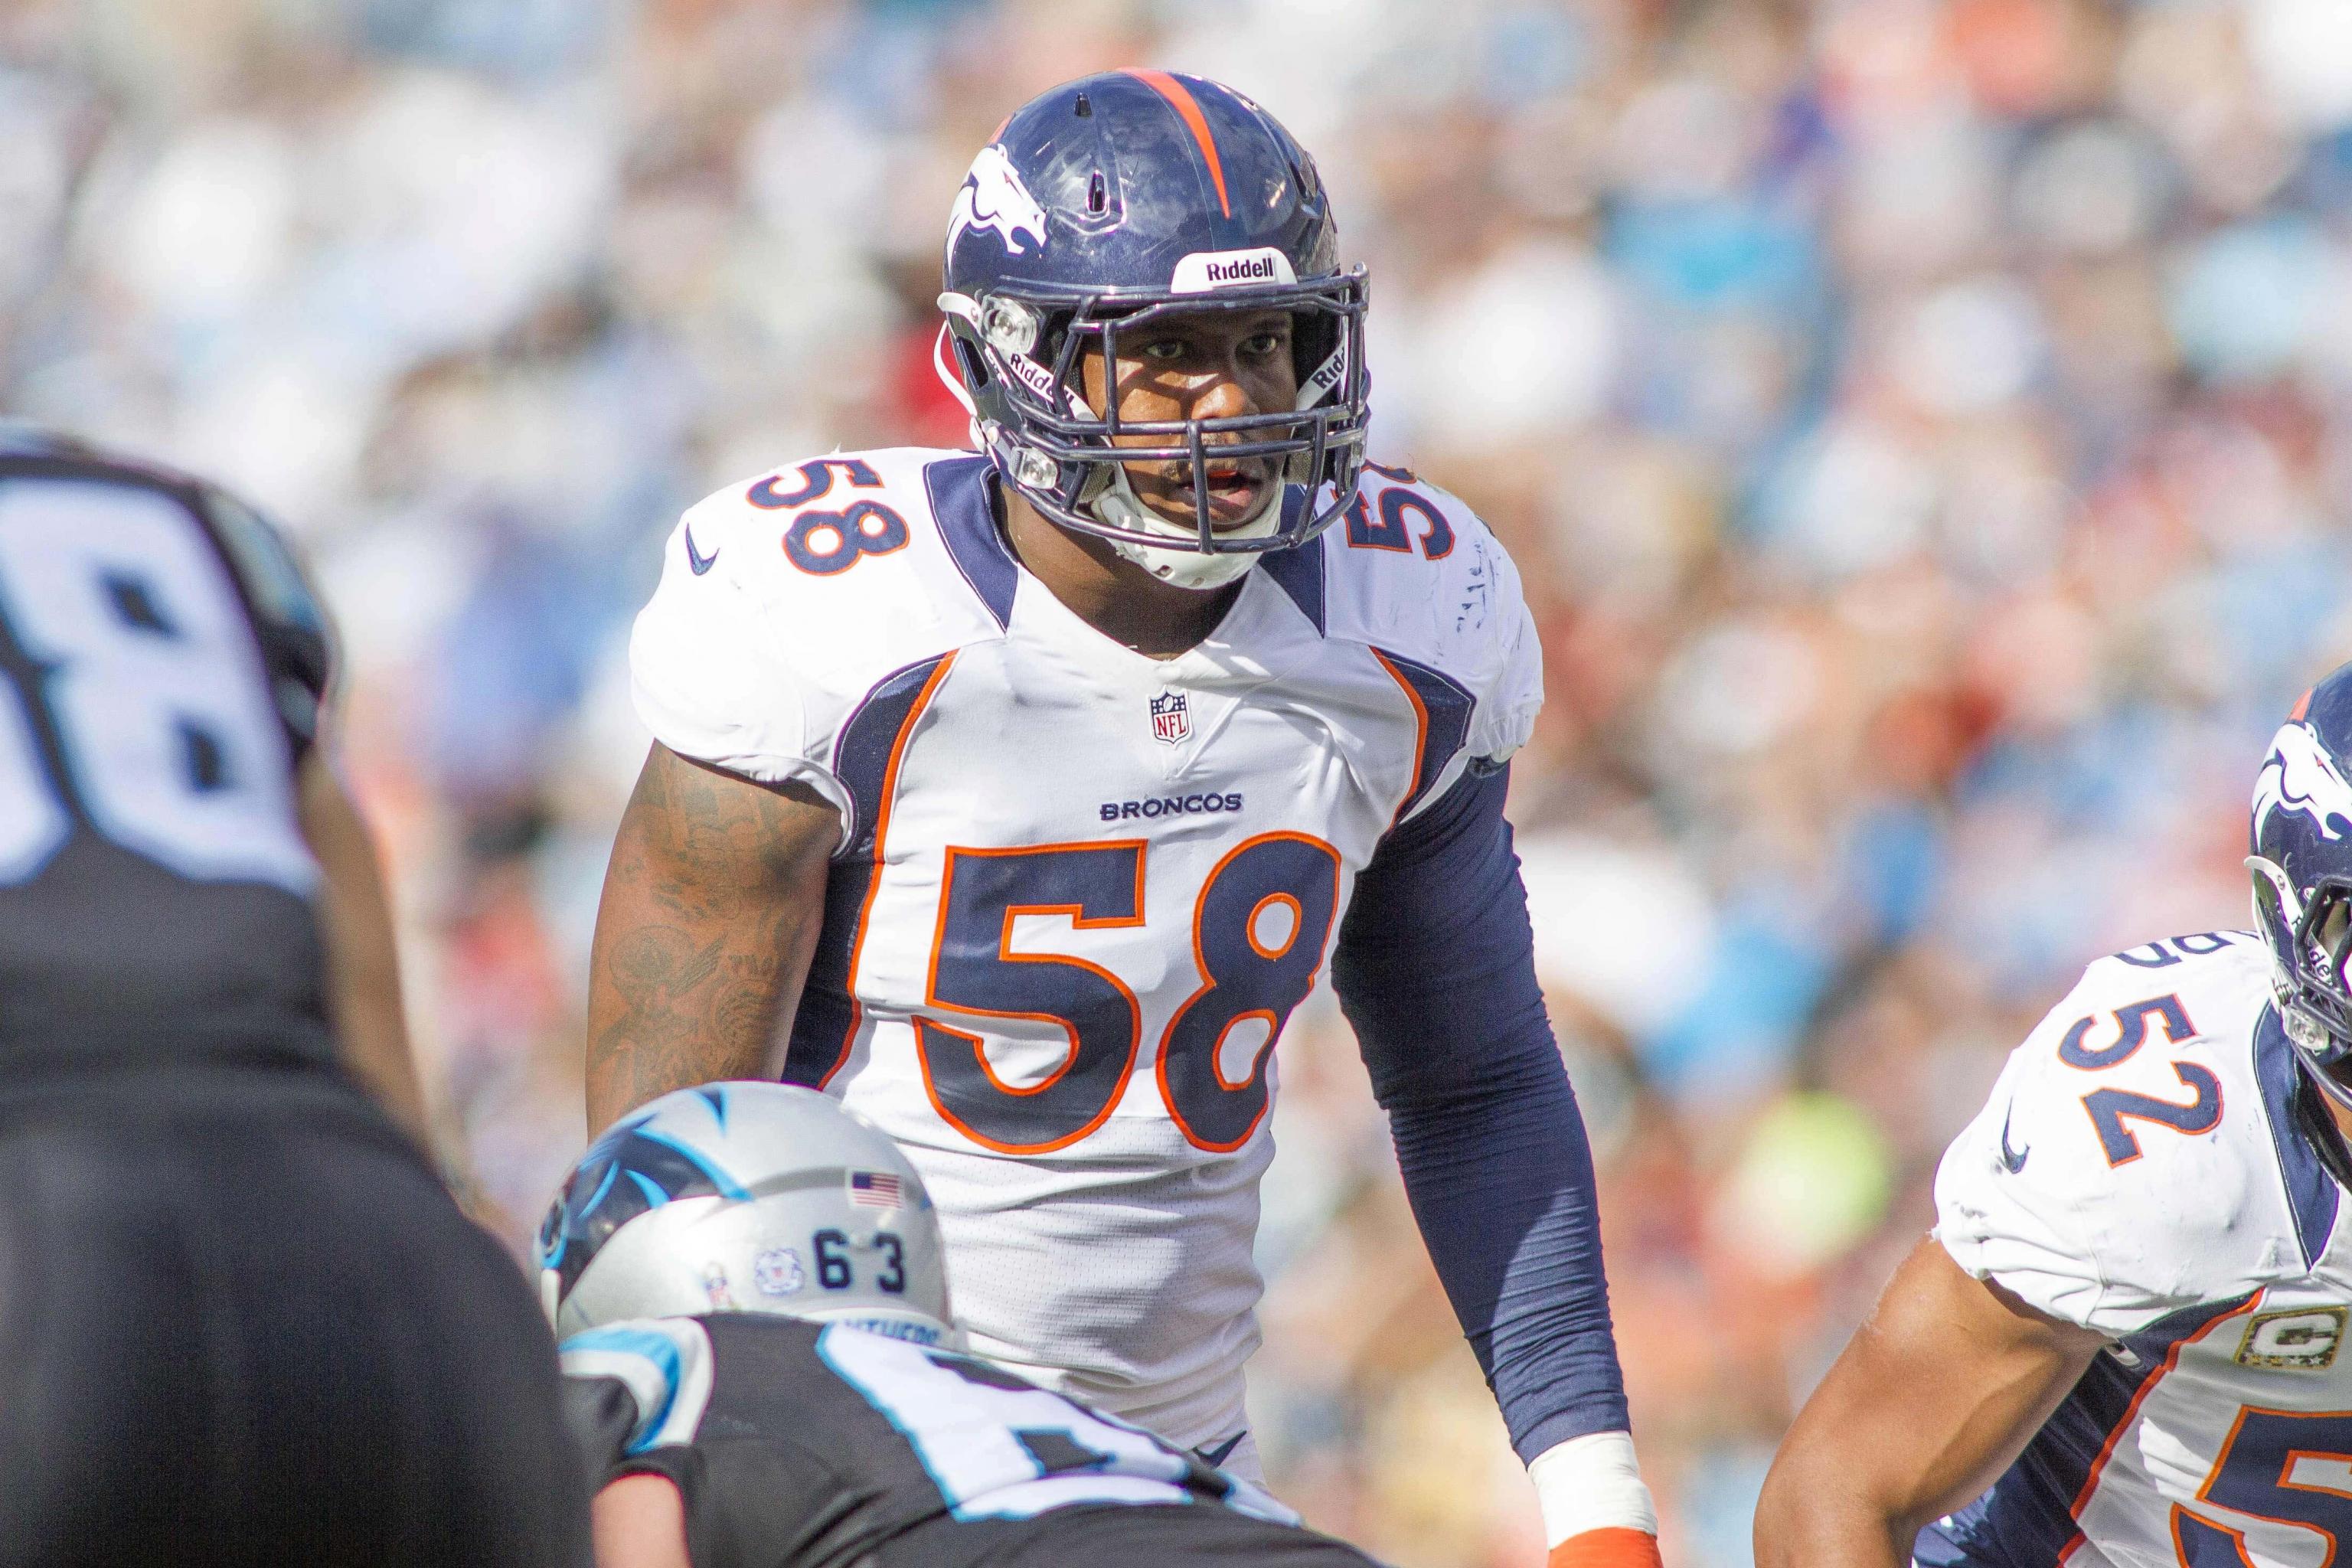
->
[1547, 1527, 1664, 1568]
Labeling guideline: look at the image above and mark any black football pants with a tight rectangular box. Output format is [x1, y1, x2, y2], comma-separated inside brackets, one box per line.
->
[0, 1066, 590, 1567]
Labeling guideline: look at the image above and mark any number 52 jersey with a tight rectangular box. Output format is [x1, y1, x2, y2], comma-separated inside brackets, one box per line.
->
[629, 447, 1542, 1449]
[1926, 932, 2352, 1568]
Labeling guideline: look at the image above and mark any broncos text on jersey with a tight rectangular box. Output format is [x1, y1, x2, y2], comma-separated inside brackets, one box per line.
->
[629, 447, 1542, 1454]
[1926, 932, 2352, 1568]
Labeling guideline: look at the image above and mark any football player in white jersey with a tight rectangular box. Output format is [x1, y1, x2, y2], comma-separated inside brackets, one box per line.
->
[581, 71, 1658, 1567]
[544, 1083, 1390, 1568]
[1757, 663, 2352, 1568]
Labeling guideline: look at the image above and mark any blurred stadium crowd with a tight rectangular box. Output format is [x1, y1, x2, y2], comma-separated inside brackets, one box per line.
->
[8, 0, 2352, 1561]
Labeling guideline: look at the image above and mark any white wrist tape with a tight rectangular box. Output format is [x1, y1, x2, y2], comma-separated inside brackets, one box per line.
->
[1527, 1431, 1658, 1547]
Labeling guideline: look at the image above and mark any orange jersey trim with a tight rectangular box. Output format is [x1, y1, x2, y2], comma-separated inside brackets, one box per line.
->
[824, 652, 959, 1088]
[1243, 891, 1304, 961]
[916, 839, 1148, 1155]
[2061, 1293, 2264, 1557]
[1155, 830, 1341, 1153]
[2168, 1504, 2259, 1567]
[1370, 648, 1431, 826]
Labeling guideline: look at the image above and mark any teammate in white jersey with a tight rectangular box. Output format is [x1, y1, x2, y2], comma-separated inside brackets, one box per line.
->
[580, 70, 1657, 1567]
[1757, 663, 2352, 1568]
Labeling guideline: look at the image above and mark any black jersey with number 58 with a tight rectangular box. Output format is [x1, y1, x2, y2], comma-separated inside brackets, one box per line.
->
[0, 434, 337, 1075]
[560, 1313, 1383, 1568]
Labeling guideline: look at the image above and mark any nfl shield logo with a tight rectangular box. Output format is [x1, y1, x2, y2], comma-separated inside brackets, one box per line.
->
[1149, 691, 1191, 746]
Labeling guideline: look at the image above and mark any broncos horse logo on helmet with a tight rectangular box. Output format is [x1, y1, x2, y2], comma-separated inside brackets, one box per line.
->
[946, 145, 1050, 259]
[2254, 719, 2352, 845]
[2252, 666, 2352, 1112]
[935, 70, 1370, 593]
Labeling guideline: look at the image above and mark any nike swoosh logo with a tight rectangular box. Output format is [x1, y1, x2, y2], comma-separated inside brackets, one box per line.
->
[1193, 1431, 1246, 1468]
[684, 524, 718, 576]
[2000, 1102, 2030, 1174]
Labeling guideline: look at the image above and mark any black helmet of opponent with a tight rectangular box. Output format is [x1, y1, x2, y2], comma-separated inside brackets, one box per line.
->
[936, 70, 1370, 590]
[2251, 663, 2352, 1109]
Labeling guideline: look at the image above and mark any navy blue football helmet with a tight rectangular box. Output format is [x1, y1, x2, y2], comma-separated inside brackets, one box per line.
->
[937, 70, 1370, 589]
[2250, 664, 2352, 1108]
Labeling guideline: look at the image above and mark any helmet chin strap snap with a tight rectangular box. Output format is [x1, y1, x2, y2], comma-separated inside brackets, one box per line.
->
[1090, 463, 1283, 592]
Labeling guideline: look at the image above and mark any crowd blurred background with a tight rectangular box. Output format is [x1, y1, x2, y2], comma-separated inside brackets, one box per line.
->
[8, 0, 2352, 1560]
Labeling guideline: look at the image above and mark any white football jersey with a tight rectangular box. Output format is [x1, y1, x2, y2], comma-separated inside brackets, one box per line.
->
[1926, 930, 2352, 1568]
[629, 447, 1541, 1450]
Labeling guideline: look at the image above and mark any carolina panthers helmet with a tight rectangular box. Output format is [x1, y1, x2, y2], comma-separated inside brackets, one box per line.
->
[536, 1083, 953, 1345]
[937, 69, 1370, 591]
[2250, 665, 2352, 1109]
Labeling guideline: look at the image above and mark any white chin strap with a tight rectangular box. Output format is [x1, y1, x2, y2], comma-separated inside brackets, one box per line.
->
[1091, 465, 1285, 592]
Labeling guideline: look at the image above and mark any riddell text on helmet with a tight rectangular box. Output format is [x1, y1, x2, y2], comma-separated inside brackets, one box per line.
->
[1168, 247, 1299, 293]
[1207, 256, 1275, 283]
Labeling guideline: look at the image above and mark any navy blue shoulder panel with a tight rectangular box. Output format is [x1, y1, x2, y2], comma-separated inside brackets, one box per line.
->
[934, 461, 1324, 637]
[2114, 1291, 2265, 1374]
[1912, 1351, 2137, 1568]
[780, 653, 952, 1089]
[1372, 648, 1475, 822]
[1257, 521, 1325, 634]
[2256, 1005, 2341, 1269]
[925, 456, 1017, 630]
[1915, 1292, 2257, 1568]
[831, 655, 954, 859]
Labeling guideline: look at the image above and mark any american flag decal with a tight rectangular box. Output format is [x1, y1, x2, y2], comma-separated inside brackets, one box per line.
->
[1149, 690, 1191, 745]
[848, 1171, 903, 1209]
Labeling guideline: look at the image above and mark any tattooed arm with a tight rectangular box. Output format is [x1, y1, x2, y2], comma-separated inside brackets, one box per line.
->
[585, 743, 841, 1132]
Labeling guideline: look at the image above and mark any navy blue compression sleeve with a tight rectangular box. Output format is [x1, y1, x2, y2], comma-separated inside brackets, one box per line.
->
[1329, 763, 1630, 1462]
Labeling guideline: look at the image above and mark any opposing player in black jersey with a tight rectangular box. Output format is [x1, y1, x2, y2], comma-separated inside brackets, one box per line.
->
[544, 1082, 1385, 1568]
[0, 427, 589, 1566]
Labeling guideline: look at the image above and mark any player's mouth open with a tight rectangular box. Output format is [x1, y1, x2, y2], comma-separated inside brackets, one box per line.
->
[1181, 458, 1270, 525]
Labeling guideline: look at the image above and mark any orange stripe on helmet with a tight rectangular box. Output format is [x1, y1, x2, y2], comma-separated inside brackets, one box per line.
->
[2293, 688, 2314, 722]
[1122, 68, 1230, 217]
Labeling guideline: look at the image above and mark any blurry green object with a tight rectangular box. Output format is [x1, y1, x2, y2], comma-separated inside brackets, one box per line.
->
[1715, 1093, 1893, 1279]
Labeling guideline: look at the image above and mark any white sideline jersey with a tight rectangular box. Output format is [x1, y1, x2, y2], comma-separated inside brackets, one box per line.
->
[1925, 930, 2352, 1568]
[629, 447, 1540, 1449]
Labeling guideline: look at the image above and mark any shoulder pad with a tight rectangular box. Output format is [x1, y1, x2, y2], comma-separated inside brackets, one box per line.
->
[680, 447, 1002, 681]
[1318, 463, 1543, 763]
[198, 487, 334, 743]
[559, 1317, 716, 1455]
[1936, 935, 2286, 1335]
[630, 448, 997, 819]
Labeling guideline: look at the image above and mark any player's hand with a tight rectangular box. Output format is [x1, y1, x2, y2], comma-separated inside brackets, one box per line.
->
[1548, 1527, 1663, 1568]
